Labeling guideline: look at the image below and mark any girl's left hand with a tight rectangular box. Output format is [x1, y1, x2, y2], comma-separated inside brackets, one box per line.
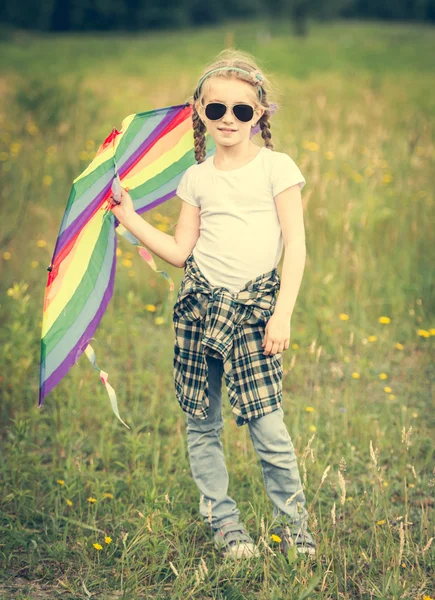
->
[262, 312, 291, 355]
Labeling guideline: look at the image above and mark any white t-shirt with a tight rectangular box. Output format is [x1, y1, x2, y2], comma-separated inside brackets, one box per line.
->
[176, 146, 306, 293]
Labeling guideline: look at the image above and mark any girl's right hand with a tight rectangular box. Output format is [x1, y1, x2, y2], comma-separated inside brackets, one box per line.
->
[108, 186, 135, 224]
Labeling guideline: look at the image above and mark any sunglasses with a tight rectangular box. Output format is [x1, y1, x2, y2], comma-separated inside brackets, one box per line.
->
[204, 102, 255, 123]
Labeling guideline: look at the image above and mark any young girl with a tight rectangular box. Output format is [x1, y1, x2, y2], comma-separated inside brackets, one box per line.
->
[109, 49, 316, 561]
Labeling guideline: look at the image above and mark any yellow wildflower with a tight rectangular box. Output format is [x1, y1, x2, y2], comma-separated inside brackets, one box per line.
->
[145, 304, 156, 312]
[417, 329, 430, 338]
[378, 316, 391, 324]
[31, 260, 39, 268]
[384, 387, 392, 393]
[56, 479, 65, 486]
[383, 173, 393, 184]
[124, 251, 133, 259]
[42, 175, 53, 187]
[122, 258, 132, 268]
[376, 519, 386, 525]
[383, 481, 388, 487]
[3, 251, 11, 260]
[339, 313, 350, 321]
[351, 372, 360, 379]
[155, 317, 165, 325]
[10, 142, 21, 156]
[309, 425, 317, 432]
[395, 342, 404, 350]
[408, 483, 415, 488]
[379, 373, 388, 380]
[292, 343, 299, 350]
[389, 394, 396, 400]
[66, 499, 73, 506]
[271, 534, 282, 543]
[368, 335, 377, 342]
[324, 151, 334, 160]
[103, 493, 114, 499]
[93, 543, 103, 551]
[87, 496, 97, 504]
[37, 239, 47, 248]
[302, 141, 319, 152]
[305, 406, 315, 413]
[26, 121, 39, 136]
[104, 536, 112, 544]
[429, 329, 435, 335]
[116, 247, 123, 257]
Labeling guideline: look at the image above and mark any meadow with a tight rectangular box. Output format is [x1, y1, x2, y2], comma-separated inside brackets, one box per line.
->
[0, 17, 434, 600]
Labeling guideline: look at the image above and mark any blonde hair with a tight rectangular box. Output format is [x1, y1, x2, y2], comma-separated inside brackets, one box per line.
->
[186, 48, 280, 164]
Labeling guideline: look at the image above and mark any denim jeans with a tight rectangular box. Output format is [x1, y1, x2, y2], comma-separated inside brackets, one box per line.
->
[185, 354, 310, 532]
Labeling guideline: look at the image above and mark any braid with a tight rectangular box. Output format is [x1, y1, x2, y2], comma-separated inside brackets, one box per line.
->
[192, 103, 207, 164]
[257, 91, 274, 150]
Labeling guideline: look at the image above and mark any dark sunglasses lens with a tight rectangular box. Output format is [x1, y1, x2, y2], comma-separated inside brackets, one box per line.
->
[205, 103, 226, 120]
[233, 104, 254, 122]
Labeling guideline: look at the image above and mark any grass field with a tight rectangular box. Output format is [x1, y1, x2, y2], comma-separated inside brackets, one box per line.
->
[0, 17, 434, 599]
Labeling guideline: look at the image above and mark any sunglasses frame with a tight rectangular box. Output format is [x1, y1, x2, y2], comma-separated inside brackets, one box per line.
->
[203, 101, 256, 123]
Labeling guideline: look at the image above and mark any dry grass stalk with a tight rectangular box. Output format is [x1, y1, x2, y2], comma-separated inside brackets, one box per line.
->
[338, 469, 346, 506]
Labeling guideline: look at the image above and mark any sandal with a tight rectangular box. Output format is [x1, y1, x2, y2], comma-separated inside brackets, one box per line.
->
[213, 521, 260, 560]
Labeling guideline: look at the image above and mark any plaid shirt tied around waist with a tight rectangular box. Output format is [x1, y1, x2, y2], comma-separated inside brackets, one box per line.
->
[172, 252, 283, 427]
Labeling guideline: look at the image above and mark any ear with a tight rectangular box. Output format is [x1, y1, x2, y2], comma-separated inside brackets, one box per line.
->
[255, 106, 265, 122]
[195, 104, 206, 127]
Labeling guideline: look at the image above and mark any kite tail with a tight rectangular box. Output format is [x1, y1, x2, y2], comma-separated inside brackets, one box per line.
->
[83, 344, 131, 429]
[115, 223, 175, 291]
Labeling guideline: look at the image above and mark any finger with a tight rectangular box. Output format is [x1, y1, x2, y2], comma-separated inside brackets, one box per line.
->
[263, 341, 273, 355]
[267, 341, 280, 355]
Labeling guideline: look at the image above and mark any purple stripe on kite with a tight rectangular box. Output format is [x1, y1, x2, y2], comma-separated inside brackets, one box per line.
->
[38, 243, 117, 405]
[56, 182, 112, 257]
[136, 189, 176, 215]
[117, 106, 185, 177]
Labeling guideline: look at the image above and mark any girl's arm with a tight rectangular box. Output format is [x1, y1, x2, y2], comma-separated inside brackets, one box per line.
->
[110, 188, 200, 268]
[273, 184, 306, 319]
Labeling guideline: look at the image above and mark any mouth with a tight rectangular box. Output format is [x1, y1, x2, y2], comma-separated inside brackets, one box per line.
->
[218, 128, 237, 133]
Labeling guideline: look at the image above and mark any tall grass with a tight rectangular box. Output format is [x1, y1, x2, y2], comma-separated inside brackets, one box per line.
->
[0, 18, 434, 599]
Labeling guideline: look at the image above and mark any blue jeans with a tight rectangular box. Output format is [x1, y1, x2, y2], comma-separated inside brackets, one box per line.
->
[185, 354, 310, 532]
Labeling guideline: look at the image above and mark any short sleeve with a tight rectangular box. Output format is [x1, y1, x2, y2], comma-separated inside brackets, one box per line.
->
[271, 152, 306, 198]
[176, 166, 200, 207]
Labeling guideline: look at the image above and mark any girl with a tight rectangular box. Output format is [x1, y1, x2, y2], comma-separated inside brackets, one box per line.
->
[109, 49, 316, 561]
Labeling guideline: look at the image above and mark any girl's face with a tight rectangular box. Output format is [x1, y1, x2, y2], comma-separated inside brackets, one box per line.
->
[195, 77, 264, 147]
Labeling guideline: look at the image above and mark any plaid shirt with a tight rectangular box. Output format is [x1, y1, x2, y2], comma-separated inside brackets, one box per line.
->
[172, 252, 283, 427]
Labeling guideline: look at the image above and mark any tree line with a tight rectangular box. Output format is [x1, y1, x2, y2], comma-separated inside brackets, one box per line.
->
[0, 0, 434, 33]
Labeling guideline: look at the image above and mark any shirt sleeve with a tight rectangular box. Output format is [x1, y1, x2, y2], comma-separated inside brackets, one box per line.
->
[176, 166, 200, 207]
[271, 152, 306, 198]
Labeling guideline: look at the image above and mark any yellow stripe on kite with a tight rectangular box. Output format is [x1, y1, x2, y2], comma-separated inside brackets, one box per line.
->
[42, 209, 106, 337]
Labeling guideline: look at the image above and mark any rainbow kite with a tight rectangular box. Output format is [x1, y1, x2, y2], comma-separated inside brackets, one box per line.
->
[39, 101, 277, 428]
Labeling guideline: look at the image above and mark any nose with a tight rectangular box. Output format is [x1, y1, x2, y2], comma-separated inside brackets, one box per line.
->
[222, 106, 234, 123]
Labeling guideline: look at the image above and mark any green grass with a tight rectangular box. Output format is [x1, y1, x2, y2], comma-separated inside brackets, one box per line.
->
[1, 17, 434, 599]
